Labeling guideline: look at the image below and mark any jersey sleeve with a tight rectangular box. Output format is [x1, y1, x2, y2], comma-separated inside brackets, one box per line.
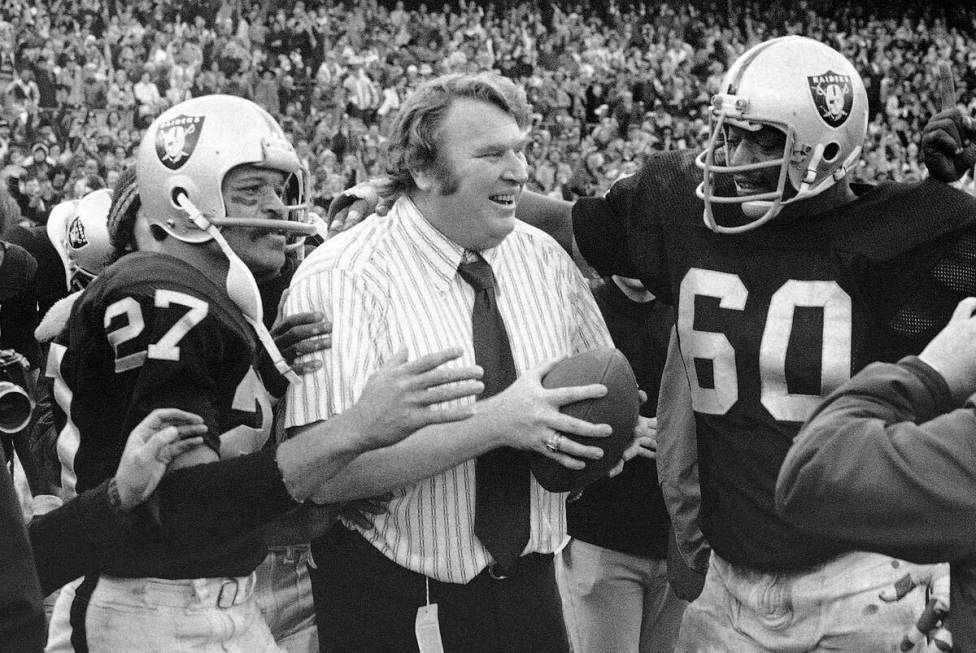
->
[571, 157, 673, 301]
[69, 283, 237, 492]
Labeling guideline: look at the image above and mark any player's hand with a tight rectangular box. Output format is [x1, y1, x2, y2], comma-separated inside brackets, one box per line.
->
[262, 502, 342, 545]
[486, 358, 612, 470]
[271, 297, 332, 376]
[609, 391, 655, 477]
[919, 296, 976, 402]
[326, 180, 390, 235]
[625, 415, 658, 461]
[339, 493, 393, 530]
[114, 408, 208, 510]
[879, 564, 951, 651]
[921, 62, 976, 184]
[344, 347, 485, 450]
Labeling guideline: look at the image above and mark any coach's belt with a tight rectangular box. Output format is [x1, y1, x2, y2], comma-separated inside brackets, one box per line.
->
[485, 552, 553, 581]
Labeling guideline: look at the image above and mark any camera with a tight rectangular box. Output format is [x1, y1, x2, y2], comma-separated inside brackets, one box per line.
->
[0, 349, 33, 434]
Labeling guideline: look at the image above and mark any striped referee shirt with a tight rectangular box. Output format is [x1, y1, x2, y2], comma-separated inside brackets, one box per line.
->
[284, 196, 612, 583]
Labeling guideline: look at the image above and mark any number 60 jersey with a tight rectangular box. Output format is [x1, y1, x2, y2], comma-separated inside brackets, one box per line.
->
[50, 251, 277, 577]
[574, 150, 976, 571]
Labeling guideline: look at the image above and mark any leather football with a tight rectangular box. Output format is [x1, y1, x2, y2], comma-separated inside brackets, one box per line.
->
[529, 347, 640, 493]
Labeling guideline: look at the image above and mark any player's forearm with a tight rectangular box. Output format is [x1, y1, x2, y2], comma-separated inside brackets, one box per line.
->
[298, 404, 508, 503]
[516, 189, 575, 254]
[275, 411, 376, 501]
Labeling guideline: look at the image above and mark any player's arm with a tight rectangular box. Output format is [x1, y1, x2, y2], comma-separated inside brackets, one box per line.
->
[514, 189, 576, 255]
[151, 348, 487, 543]
[28, 409, 206, 594]
[777, 299, 976, 561]
[326, 182, 580, 257]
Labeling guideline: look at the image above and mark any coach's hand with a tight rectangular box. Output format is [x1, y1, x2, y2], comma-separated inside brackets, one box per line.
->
[484, 358, 612, 470]
[345, 347, 484, 450]
[922, 62, 976, 184]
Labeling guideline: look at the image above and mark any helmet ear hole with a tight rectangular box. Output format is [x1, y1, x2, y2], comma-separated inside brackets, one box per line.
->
[822, 142, 840, 162]
[149, 224, 169, 241]
[171, 187, 187, 206]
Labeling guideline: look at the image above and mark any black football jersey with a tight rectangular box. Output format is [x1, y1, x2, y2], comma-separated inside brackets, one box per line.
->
[55, 251, 274, 578]
[574, 150, 976, 569]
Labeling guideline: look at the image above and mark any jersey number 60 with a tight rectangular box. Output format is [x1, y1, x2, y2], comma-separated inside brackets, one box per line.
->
[677, 268, 852, 423]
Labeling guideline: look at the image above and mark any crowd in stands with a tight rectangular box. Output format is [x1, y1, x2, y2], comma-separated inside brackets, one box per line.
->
[1, 0, 975, 231]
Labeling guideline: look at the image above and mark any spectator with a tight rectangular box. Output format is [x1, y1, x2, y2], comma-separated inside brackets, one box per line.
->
[132, 69, 162, 126]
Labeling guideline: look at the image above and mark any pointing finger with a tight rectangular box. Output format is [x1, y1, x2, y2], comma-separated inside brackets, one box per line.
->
[938, 61, 956, 112]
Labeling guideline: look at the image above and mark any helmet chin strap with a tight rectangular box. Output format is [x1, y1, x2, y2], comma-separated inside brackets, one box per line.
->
[174, 193, 300, 385]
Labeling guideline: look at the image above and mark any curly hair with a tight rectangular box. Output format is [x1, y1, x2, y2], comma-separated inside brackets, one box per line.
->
[383, 72, 532, 196]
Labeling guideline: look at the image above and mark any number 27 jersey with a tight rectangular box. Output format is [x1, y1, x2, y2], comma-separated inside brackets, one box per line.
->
[60, 252, 274, 501]
[574, 150, 976, 569]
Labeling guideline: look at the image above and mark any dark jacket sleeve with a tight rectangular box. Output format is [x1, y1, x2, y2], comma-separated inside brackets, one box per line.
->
[776, 356, 976, 563]
[0, 450, 45, 653]
[151, 447, 299, 552]
[28, 479, 132, 595]
[30, 449, 299, 592]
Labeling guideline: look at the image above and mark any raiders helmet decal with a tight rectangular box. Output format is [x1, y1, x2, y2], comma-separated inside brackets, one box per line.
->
[67, 214, 88, 249]
[155, 114, 206, 170]
[807, 71, 853, 128]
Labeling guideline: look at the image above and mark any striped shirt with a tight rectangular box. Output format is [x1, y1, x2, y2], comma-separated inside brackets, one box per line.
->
[284, 196, 612, 583]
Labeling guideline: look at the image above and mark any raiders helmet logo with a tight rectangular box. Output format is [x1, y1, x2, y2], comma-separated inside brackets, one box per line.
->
[155, 115, 205, 170]
[807, 71, 853, 128]
[67, 215, 88, 249]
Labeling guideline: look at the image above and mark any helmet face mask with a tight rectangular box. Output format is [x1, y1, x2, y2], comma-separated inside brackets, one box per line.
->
[695, 36, 868, 234]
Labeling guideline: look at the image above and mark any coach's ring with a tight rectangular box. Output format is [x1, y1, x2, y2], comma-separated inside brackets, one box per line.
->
[545, 433, 562, 453]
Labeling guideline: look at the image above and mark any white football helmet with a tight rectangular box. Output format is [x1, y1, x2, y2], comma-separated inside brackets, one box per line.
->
[136, 95, 314, 383]
[48, 190, 115, 291]
[136, 94, 315, 246]
[45, 199, 78, 291]
[67, 189, 113, 287]
[695, 36, 868, 233]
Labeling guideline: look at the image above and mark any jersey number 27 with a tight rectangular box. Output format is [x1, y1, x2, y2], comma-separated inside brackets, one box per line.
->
[105, 290, 209, 373]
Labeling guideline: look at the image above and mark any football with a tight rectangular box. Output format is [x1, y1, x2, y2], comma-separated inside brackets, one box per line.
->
[529, 347, 640, 493]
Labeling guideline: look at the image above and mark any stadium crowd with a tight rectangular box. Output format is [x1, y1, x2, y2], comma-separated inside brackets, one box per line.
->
[0, 0, 975, 232]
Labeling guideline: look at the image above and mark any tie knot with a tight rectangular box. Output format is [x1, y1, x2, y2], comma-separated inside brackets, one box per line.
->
[457, 253, 495, 292]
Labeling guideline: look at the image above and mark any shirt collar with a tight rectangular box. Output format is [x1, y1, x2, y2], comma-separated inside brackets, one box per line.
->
[393, 195, 502, 293]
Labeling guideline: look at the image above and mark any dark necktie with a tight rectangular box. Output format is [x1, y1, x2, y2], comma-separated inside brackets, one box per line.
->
[457, 252, 530, 574]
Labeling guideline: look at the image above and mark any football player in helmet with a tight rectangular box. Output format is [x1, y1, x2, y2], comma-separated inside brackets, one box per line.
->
[325, 37, 976, 652]
[46, 188, 114, 292]
[45, 95, 487, 653]
[694, 37, 867, 233]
